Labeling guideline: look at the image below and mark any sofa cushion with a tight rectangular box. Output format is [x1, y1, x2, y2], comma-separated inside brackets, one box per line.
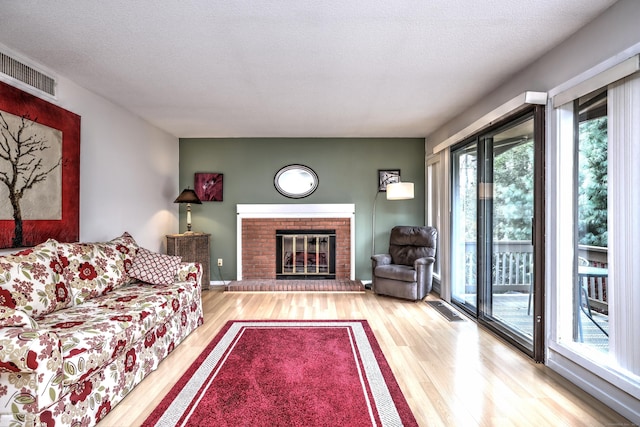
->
[79, 282, 185, 326]
[129, 248, 181, 285]
[0, 239, 72, 317]
[57, 233, 139, 305]
[37, 305, 156, 385]
[36, 281, 194, 385]
[0, 306, 39, 328]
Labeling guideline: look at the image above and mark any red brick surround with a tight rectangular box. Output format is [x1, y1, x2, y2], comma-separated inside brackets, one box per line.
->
[241, 218, 351, 280]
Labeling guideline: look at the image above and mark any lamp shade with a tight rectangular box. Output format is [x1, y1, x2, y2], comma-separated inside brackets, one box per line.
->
[386, 182, 414, 200]
[174, 188, 202, 204]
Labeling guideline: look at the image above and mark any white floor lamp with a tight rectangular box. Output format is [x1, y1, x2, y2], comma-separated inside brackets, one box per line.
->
[371, 180, 414, 256]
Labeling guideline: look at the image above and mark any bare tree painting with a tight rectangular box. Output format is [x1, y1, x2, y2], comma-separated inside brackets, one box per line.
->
[0, 111, 62, 247]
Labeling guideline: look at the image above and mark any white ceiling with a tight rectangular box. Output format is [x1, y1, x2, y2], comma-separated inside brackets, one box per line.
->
[0, 1, 616, 138]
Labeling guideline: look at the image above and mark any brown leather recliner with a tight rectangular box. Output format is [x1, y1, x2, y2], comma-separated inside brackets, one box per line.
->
[371, 226, 437, 301]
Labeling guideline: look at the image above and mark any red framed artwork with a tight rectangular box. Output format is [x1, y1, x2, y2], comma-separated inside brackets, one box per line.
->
[194, 172, 223, 202]
[0, 81, 80, 249]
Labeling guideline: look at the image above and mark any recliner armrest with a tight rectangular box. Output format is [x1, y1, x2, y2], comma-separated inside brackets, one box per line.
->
[371, 254, 392, 266]
[414, 256, 435, 268]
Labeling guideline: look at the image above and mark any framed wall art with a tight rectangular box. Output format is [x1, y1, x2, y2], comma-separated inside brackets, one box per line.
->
[194, 172, 223, 202]
[378, 169, 400, 192]
[0, 81, 80, 249]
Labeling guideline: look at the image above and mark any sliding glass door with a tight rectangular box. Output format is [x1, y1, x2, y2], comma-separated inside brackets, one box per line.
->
[485, 117, 536, 342]
[451, 108, 544, 360]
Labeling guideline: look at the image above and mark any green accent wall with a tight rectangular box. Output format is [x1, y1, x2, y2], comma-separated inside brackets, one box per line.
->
[178, 138, 425, 282]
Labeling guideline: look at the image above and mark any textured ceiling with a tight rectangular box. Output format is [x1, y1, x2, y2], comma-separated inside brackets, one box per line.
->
[0, 1, 616, 138]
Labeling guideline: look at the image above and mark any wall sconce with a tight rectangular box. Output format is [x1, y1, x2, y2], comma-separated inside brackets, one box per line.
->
[174, 188, 202, 233]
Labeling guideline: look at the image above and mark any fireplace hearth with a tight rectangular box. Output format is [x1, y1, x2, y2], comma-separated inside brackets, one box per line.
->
[276, 230, 336, 279]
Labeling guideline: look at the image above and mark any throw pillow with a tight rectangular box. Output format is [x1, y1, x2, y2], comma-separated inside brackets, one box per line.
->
[108, 231, 139, 287]
[129, 248, 181, 286]
[56, 232, 140, 305]
[0, 239, 72, 317]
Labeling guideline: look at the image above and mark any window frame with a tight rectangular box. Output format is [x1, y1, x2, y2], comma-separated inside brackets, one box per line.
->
[547, 55, 640, 398]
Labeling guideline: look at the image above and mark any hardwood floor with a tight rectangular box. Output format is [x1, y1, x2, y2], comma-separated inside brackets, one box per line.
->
[100, 290, 630, 426]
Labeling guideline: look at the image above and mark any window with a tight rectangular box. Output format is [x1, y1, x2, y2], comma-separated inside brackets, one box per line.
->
[550, 59, 640, 385]
[575, 89, 609, 353]
[451, 142, 478, 313]
[426, 155, 442, 278]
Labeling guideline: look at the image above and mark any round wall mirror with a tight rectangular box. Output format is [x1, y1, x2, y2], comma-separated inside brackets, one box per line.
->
[274, 164, 318, 199]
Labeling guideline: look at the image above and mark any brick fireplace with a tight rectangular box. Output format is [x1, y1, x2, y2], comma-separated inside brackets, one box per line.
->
[236, 204, 355, 280]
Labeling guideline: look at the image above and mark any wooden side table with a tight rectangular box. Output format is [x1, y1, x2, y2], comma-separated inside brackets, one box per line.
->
[166, 233, 211, 289]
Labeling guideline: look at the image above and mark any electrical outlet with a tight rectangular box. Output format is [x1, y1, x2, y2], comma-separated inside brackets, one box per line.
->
[217, 258, 223, 267]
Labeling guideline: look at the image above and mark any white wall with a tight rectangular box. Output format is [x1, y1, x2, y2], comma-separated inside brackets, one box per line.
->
[0, 45, 179, 252]
[427, 0, 640, 150]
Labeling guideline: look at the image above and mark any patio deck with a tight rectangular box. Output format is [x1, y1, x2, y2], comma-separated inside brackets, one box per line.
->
[464, 293, 609, 351]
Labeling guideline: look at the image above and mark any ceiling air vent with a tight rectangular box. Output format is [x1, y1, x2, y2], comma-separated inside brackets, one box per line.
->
[0, 51, 55, 96]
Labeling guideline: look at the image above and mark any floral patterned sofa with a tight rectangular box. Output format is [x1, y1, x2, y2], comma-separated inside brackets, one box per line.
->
[0, 233, 204, 426]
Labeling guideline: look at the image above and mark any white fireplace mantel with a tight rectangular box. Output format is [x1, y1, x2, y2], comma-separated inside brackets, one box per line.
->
[236, 204, 355, 280]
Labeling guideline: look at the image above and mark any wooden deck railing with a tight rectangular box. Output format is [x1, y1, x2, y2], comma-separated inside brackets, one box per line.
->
[493, 241, 534, 288]
[463, 242, 608, 313]
[578, 245, 608, 313]
[464, 241, 533, 292]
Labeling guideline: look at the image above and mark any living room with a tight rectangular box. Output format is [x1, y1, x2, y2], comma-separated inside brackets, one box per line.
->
[1, 1, 640, 426]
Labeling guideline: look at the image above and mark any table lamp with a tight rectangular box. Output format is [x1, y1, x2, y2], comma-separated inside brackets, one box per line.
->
[174, 188, 202, 233]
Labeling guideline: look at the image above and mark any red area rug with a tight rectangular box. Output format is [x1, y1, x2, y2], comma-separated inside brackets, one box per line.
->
[143, 320, 417, 426]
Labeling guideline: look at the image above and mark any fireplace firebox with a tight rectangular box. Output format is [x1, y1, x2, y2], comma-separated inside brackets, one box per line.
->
[276, 230, 336, 279]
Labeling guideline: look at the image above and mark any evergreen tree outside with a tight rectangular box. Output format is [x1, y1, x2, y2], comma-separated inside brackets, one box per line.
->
[578, 117, 608, 247]
[493, 140, 534, 241]
[489, 116, 608, 248]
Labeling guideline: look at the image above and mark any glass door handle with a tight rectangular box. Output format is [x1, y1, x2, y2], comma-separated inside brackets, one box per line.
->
[531, 217, 535, 246]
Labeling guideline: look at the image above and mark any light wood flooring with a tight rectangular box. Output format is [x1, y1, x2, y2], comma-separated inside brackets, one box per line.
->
[100, 290, 631, 427]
